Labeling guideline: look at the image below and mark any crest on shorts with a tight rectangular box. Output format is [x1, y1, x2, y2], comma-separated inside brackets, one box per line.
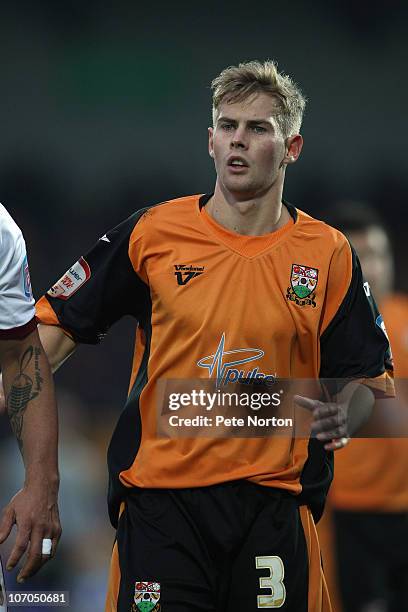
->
[286, 264, 318, 307]
[132, 581, 161, 611]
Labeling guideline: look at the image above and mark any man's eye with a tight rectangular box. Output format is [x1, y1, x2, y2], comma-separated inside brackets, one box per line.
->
[252, 125, 266, 133]
[221, 123, 234, 131]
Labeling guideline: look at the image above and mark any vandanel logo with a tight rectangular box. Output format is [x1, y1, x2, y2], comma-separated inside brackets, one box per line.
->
[174, 264, 204, 286]
[197, 333, 276, 388]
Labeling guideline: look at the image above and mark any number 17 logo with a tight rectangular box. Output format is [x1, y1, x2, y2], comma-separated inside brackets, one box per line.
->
[255, 556, 286, 608]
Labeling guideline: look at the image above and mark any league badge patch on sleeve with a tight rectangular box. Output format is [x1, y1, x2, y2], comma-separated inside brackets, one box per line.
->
[132, 581, 160, 611]
[22, 255, 33, 300]
[47, 257, 91, 300]
[286, 264, 318, 307]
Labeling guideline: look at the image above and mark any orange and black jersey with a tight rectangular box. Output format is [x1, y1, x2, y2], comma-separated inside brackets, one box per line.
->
[36, 194, 393, 527]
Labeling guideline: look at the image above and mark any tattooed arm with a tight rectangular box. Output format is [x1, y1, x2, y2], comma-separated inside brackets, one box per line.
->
[0, 325, 76, 413]
[0, 327, 61, 582]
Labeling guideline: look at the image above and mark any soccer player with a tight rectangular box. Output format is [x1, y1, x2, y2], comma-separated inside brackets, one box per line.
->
[318, 202, 408, 612]
[34, 61, 393, 611]
[0, 204, 61, 586]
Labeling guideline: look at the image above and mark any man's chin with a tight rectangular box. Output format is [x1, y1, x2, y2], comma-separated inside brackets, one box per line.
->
[223, 179, 258, 199]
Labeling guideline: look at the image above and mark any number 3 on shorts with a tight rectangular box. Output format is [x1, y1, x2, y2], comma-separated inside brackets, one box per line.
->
[255, 556, 286, 608]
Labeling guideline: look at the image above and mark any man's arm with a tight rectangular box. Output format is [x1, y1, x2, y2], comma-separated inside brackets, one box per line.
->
[37, 325, 77, 373]
[0, 325, 77, 410]
[308, 240, 394, 451]
[0, 327, 62, 583]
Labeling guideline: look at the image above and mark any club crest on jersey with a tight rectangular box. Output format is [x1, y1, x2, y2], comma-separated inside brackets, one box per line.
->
[47, 257, 91, 300]
[286, 264, 318, 307]
[132, 581, 160, 611]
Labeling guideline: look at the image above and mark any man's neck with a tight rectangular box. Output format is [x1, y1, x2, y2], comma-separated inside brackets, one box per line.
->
[205, 183, 290, 236]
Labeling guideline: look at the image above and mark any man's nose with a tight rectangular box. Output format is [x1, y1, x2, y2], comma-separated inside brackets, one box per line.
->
[231, 127, 248, 149]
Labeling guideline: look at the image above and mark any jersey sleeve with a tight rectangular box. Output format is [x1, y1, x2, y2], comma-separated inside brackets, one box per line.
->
[0, 206, 36, 339]
[36, 210, 150, 344]
[319, 241, 394, 396]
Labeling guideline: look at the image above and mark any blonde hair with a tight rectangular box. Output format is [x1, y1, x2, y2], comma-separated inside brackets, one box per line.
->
[211, 60, 306, 138]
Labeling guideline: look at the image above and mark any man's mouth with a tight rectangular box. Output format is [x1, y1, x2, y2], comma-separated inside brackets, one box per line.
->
[227, 156, 249, 168]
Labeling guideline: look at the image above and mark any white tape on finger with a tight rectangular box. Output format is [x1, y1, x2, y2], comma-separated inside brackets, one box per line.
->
[41, 538, 52, 555]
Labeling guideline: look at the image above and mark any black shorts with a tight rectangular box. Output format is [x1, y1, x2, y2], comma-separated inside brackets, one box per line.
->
[106, 481, 328, 611]
[333, 510, 408, 612]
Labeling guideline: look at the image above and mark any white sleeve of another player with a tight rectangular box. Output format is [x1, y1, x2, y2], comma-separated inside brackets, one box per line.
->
[0, 206, 36, 331]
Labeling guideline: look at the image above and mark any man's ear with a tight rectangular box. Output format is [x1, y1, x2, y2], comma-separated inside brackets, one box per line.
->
[283, 134, 303, 165]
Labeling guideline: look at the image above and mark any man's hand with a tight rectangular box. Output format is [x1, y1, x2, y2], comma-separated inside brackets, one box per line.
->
[294, 381, 375, 451]
[0, 481, 61, 583]
[294, 394, 350, 451]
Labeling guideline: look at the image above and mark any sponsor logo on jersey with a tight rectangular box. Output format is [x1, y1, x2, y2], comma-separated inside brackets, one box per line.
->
[197, 332, 276, 388]
[174, 263, 204, 286]
[99, 233, 110, 243]
[132, 581, 160, 611]
[22, 255, 33, 300]
[286, 264, 318, 307]
[47, 257, 91, 300]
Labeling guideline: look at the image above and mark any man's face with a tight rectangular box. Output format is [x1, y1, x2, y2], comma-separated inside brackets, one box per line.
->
[208, 92, 301, 200]
[348, 226, 394, 301]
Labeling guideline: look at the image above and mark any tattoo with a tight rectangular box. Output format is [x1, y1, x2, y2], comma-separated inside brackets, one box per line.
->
[6, 346, 42, 453]
[34, 345, 44, 393]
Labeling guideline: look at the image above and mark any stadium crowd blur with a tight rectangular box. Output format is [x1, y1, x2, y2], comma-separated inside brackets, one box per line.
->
[0, 2, 407, 610]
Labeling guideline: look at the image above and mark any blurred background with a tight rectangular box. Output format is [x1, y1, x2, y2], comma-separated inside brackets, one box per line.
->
[0, 1, 407, 610]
